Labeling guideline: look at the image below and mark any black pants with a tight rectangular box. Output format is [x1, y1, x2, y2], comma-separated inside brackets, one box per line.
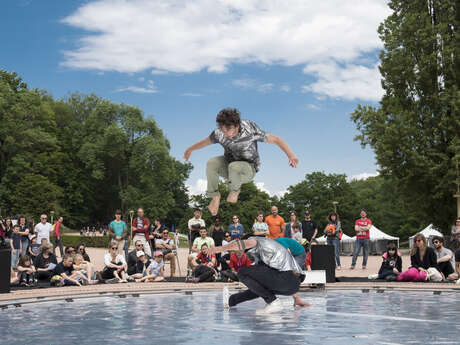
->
[438, 261, 454, 278]
[221, 269, 239, 282]
[220, 254, 230, 271]
[378, 268, 398, 280]
[19, 272, 35, 284]
[193, 265, 215, 282]
[37, 270, 52, 281]
[229, 265, 301, 307]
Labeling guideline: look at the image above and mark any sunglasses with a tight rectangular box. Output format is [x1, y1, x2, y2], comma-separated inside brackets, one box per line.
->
[415, 239, 423, 243]
[225, 235, 231, 237]
[433, 241, 440, 244]
[111, 247, 117, 250]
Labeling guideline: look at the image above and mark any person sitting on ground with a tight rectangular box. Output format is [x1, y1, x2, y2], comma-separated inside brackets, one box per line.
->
[228, 215, 245, 239]
[368, 242, 402, 281]
[432, 236, 457, 281]
[10, 267, 18, 286]
[64, 245, 76, 257]
[131, 250, 152, 280]
[219, 232, 232, 270]
[51, 254, 84, 286]
[73, 254, 97, 285]
[101, 241, 128, 283]
[191, 243, 217, 269]
[398, 233, 441, 282]
[10, 224, 22, 270]
[127, 240, 146, 275]
[454, 242, 460, 283]
[35, 243, 58, 281]
[77, 243, 91, 262]
[221, 250, 251, 282]
[17, 255, 37, 287]
[190, 244, 217, 283]
[275, 236, 307, 270]
[188, 227, 215, 268]
[137, 251, 165, 282]
[155, 228, 176, 277]
[27, 235, 40, 265]
[305, 239, 318, 271]
[252, 211, 269, 237]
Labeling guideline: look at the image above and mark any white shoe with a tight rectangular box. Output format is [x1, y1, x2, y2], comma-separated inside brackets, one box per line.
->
[256, 298, 283, 315]
[456, 279, 460, 284]
[222, 286, 230, 309]
[368, 274, 379, 280]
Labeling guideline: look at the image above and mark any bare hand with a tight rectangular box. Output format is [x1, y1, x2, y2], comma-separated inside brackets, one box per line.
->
[184, 149, 192, 162]
[207, 247, 218, 256]
[393, 268, 399, 274]
[289, 156, 299, 168]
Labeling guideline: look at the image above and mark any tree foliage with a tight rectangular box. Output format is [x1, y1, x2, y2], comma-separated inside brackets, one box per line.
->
[351, 0, 460, 232]
[0, 70, 191, 228]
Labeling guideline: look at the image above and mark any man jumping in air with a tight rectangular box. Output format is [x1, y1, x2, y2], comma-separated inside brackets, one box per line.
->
[184, 108, 298, 215]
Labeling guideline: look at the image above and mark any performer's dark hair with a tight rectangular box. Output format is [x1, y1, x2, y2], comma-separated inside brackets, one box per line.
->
[216, 108, 241, 127]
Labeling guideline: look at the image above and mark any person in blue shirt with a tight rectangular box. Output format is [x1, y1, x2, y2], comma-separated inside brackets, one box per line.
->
[275, 237, 306, 270]
[228, 215, 245, 239]
[108, 210, 128, 257]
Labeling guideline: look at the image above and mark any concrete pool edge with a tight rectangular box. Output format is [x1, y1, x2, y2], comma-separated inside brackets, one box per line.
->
[1, 281, 459, 307]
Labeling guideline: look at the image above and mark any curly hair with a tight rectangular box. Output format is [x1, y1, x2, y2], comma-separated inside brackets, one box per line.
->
[216, 108, 241, 127]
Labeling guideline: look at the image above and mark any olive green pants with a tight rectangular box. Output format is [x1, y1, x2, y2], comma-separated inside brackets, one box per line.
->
[206, 156, 256, 197]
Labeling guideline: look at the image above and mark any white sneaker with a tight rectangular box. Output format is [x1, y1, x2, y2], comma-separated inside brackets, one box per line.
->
[368, 274, 379, 280]
[256, 298, 283, 315]
[222, 286, 230, 309]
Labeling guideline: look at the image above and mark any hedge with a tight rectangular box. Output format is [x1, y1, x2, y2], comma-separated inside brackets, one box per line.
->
[62, 235, 110, 248]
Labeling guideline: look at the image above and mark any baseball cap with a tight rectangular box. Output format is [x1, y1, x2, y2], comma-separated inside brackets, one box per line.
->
[136, 251, 145, 258]
[154, 251, 163, 257]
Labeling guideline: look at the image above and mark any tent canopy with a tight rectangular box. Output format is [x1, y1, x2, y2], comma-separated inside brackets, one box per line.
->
[317, 233, 353, 243]
[409, 224, 443, 239]
[351, 225, 399, 241]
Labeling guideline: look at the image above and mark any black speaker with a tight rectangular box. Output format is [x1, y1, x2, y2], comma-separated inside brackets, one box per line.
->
[311, 245, 336, 283]
[0, 248, 11, 293]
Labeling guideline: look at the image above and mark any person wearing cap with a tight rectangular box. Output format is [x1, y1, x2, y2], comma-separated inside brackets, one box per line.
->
[136, 251, 165, 282]
[188, 209, 206, 245]
[301, 211, 318, 243]
[131, 250, 152, 280]
[127, 240, 148, 275]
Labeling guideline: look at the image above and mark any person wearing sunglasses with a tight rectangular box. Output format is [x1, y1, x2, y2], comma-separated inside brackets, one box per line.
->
[101, 240, 128, 283]
[127, 240, 146, 275]
[34, 214, 52, 245]
[228, 215, 244, 240]
[432, 236, 457, 281]
[155, 229, 176, 277]
[368, 242, 402, 281]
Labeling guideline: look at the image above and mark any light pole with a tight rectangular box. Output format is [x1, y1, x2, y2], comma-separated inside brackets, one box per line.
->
[129, 210, 134, 243]
[332, 201, 339, 213]
[50, 210, 55, 225]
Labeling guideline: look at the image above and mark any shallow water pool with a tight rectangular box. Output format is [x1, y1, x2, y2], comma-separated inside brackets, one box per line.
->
[1, 289, 459, 345]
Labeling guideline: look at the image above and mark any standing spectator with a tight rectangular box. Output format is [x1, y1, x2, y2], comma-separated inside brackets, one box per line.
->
[188, 208, 205, 245]
[228, 215, 245, 239]
[149, 218, 164, 250]
[252, 211, 269, 237]
[101, 241, 128, 283]
[324, 212, 342, 270]
[35, 244, 58, 281]
[77, 243, 91, 262]
[351, 209, 372, 270]
[398, 234, 440, 282]
[3, 218, 13, 239]
[285, 211, 302, 239]
[155, 229, 176, 277]
[209, 216, 226, 247]
[221, 251, 251, 282]
[127, 240, 145, 275]
[368, 242, 402, 281]
[27, 235, 40, 265]
[18, 216, 30, 256]
[291, 223, 303, 244]
[188, 227, 215, 268]
[131, 208, 151, 257]
[0, 219, 6, 241]
[265, 206, 285, 239]
[10, 224, 21, 269]
[451, 217, 460, 244]
[52, 216, 64, 258]
[109, 210, 128, 255]
[301, 211, 318, 242]
[34, 214, 52, 245]
[432, 236, 457, 281]
[17, 255, 36, 286]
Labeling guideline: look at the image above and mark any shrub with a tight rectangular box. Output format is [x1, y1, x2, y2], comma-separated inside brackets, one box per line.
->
[62, 235, 110, 248]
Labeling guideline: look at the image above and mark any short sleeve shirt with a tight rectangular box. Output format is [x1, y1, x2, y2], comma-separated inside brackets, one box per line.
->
[455, 249, 460, 263]
[436, 247, 455, 271]
[265, 215, 285, 239]
[355, 218, 372, 239]
[109, 220, 126, 237]
[193, 237, 215, 249]
[188, 218, 205, 231]
[209, 119, 267, 172]
[228, 224, 245, 239]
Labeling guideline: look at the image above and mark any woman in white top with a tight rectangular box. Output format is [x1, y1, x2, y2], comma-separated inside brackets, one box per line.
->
[102, 240, 128, 283]
[252, 212, 269, 237]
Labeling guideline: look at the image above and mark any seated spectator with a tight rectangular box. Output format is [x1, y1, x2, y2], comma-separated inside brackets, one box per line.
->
[155, 229, 176, 277]
[101, 241, 128, 283]
[35, 243, 58, 281]
[27, 235, 41, 265]
[77, 243, 91, 262]
[10, 267, 18, 286]
[275, 237, 307, 270]
[73, 254, 97, 284]
[221, 250, 251, 282]
[189, 244, 217, 283]
[368, 242, 402, 281]
[305, 239, 318, 271]
[51, 254, 84, 286]
[219, 232, 232, 270]
[228, 215, 244, 239]
[432, 236, 457, 281]
[10, 224, 21, 270]
[455, 243, 460, 282]
[131, 251, 152, 280]
[398, 233, 442, 282]
[127, 240, 148, 275]
[191, 243, 216, 270]
[136, 251, 165, 282]
[64, 245, 76, 256]
[188, 227, 215, 268]
[17, 255, 36, 287]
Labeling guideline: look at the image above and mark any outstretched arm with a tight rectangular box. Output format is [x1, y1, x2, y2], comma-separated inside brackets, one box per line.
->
[266, 134, 298, 168]
[184, 137, 212, 161]
[208, 238, 257, 255]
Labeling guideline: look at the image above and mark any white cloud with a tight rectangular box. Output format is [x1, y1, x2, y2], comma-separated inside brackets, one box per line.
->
[232, 78, 274, 93]
[255, 182, 287, 198]
[187, 179, 208, 195]
[306, 104, 320, 110]
[61, 0, 389, 101]
[347, 172, 379, 182]
[182, 92, 203, 97]
[280, 84, 291, 92]
[115, 79, 158, 94]
[151, 69, 169, 75]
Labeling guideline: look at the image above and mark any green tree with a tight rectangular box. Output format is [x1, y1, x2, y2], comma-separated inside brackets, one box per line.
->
[351, 0, 460, 233]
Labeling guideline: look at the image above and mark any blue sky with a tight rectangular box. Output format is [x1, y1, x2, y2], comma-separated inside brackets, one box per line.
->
[1, 0, 390, 196]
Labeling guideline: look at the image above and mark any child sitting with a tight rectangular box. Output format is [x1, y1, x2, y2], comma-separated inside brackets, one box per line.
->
[137, 251, 165, 282]
[17, 255, 36, 287]
[368, 242, 402, 281]
[73, 254, 97, 284]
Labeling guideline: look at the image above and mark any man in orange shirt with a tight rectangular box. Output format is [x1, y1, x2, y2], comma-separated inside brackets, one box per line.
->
[265, 206, 285, 239]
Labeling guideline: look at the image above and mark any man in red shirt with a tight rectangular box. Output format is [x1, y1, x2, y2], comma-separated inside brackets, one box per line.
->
[222, 251, 252, 281]
[265, 206, 285, 239]
[350, 209, 372, 270]
[53, 216, 64, 258]
[132, 208, 151, 257]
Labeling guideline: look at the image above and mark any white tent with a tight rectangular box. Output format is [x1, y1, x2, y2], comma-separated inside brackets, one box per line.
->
[316, 233, 354, 254]
[351, 225, 400, 254]
[316, 233, 353, 243]
[409, 224, 444, 248]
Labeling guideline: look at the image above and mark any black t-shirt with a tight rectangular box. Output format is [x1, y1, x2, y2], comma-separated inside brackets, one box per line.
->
[455, 248, 460, 263]
[54, 262, 73, 277]
[211, 227, 225, 247]
[35, 253, 58, 269]
[301, 220, 318, 241]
